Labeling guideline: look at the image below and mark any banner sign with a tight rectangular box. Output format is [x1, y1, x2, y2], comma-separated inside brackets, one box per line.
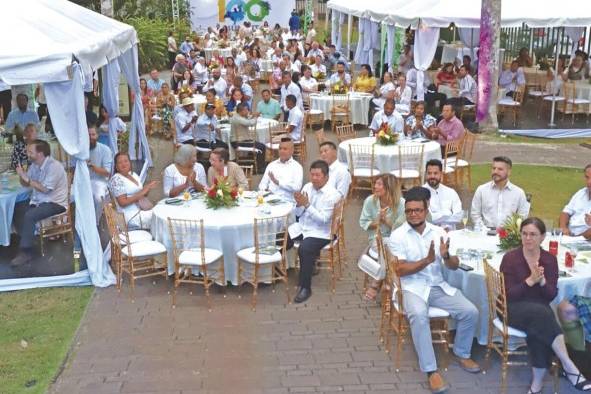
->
[189, 0, 295, 30]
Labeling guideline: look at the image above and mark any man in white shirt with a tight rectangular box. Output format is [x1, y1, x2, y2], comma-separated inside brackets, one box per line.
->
[192, 57, 209, 87]
[389, 186, 480, 393]
[394, 74, 413, 114]
[499, 60, 526, 97]
[310, 55, 327, 79]
[280, 71, 303, 120]
[285, 95, 304, 142]
[288, 160, 341, 303]
[299, 66, 318, 94]
[174, 97, 198, 146]
[471, 156, 530, 229]
[369, 99, 404, 137]
[203, 68, 228, 100]
[86, 126, 113, 224]
[195, 104, 228, 151]
[305, 22, 317, 45]
[328, 61, 351, 91]
[450, 65, 478, 106]
[559, 164, 591, 238]
[319, 141, 351, 198]
[259, 138, 303, 203]
[307, 42, 324, 60]
[423, 159, 463, 230]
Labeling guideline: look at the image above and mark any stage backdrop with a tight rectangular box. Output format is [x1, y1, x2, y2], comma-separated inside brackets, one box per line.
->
[189, 0, 295, 30]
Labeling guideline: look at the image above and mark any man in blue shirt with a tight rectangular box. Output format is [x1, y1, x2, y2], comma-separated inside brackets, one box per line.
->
[146, 69, 164, 94]
[179, 36, 194, 55]
[5, 94, 39, 137]
[289, 11, 301, 34]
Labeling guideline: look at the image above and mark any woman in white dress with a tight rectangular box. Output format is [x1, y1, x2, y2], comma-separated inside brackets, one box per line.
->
[371, 71, 396, 109]
[109, 152, 158, 230]
[393, 73, 413, 115]
[162, 144, 207, 198]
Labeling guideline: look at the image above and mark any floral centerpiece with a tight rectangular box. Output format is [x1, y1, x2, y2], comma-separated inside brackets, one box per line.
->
[218, 39, 229, 49]
[208, 60, 220, 73]
[205, 178, 238, 209]
[497, 213, 523, 252]
[331, 80, 347, 94]
[375, 122, 399, 145]
[313, 71, 326, 81]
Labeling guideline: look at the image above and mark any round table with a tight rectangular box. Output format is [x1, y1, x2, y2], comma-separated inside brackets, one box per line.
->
[309, 92, 373, 125]
[0, 174, 31, 246]
[218, 117, 279, 160]
[337, 137, 442, 174]
[444, 230, 591, 345]
[203, 47, 233, 62]
[151, 195, 294, 285]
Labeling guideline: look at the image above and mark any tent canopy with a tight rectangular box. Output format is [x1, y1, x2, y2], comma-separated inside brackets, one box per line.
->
[0, 0, 137, 85]
[327, 0, 591, 28]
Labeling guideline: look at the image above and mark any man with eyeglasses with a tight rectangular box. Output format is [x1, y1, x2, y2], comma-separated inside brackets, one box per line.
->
[389, 186, 480, 394]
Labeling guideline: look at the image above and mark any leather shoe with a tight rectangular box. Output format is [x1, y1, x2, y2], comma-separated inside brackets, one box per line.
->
[428, 371, 449, 394]
[294, 287, 312, 303]
[456, 357, 481, 373]
[10, 252, 33, 267]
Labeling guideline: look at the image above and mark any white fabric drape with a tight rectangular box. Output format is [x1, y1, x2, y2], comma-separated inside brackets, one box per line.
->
[45, 63, 116, 288]
[337, 12, 346, 51]
[458, 28, 480, 48]
[347, 14, 353, 58]
[413, 26, 440, 101]
[331, 10, 340, 50]
[354, 18, 365, 64]
[355, 18, 376, 66]
[102, 59, 121, 154]
[386, 24, 396, 70]
[118, 45, 153, 181]
[565, 27, 584, 58]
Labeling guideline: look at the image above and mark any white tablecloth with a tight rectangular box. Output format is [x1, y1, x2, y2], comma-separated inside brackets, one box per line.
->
[152, 195, 295, 285]
[218, 117, 278, 160]
[203, 47, 233, 62]
[337, 137, 442, 175]
[310, 92, 373, 125]
[444, 230, 591, 345]
[0, 175, 31, 246]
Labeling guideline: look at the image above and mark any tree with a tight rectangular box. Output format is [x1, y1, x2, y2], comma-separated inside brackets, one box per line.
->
[476, 0, 501, 132]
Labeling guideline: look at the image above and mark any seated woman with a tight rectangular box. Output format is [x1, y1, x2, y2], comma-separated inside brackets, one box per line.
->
[10, 123, 37, 169]
[109, 152, 158, 230]
[516, 47, 534, 68]
[558, 296, 591, 380]
[353, 64, 377, 94]
[359, 174, 405, 301]
[436, 63, 457, 88]
[207, 147, 249, 190]
[563, 54, 590, 81]
[96, 104, 126, 151]
[371, 71, 396, 109]
[226, 88, 246, 114]
[163, 144, 207, 198]
[404, 102, 437, 139]
[156, 82, 176, 112]
[500, 217, 591, 394]
[177, 70, 197, 93]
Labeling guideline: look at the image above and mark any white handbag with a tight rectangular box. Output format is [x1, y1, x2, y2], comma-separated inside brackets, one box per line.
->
[357, 246, 386, 280]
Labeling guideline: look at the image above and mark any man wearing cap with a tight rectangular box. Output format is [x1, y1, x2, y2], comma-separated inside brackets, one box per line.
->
[195, 103, 228, 151]
[204, 68, 228, 101]
[174, 97, 198, 146]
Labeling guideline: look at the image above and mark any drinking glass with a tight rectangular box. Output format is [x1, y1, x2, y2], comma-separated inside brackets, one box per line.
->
[462, 212, 469, 233]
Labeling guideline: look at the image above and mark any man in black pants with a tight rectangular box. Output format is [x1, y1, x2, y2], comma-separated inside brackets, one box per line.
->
[288, 160, 341, 303]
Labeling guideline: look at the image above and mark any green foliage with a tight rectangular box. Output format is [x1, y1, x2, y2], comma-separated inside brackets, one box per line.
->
[497, 213, 524, 252]
[0, 287, 93, 394]
[123, 17, 171, 73]
[206, 179, 239, 209]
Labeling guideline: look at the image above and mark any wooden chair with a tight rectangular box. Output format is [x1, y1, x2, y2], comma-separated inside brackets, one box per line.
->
[236, 214, 290, 310]
[330, 94, 351, 133]
[380, 247, 451, 372]
[497, 85, 525, 127]
[335, 123, 356, 142]
[390, 144, 424, 189]
[239, 164, 254, 190]
[235, 125, 260, 174]
[442, 139, 463, 187]
[306, 106, 325, 131]
[526, 73, 550, 118]
[105, 203, 167, 301]
[265, 122, 288, 161]
[362, 229, 386, 299]
[348, 143, 381, 197]
[560, 82, 591, 124]
[39, 171, 74, 256]
[483, 260, 529, 393]
[293, 127, 307, 164]
[454, 130, 476, 191]
[167, 218, 226, 310]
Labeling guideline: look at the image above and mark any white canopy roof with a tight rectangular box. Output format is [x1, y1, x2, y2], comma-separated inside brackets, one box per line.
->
[327, 0, 591, 28]
[0, 0, 137, 85]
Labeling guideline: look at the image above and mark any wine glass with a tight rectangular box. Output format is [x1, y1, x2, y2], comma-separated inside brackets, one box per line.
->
[182, 190, 191, 207]
[462, 212, 469, 233]
[238, 186, 244, 198]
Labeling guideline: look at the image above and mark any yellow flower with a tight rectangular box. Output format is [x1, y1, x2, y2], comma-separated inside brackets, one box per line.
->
[378, 130, 386, 138]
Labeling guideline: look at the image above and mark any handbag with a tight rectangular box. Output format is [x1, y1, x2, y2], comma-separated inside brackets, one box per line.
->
[137, 197, 154, 211]
[357, 246, 385, 280]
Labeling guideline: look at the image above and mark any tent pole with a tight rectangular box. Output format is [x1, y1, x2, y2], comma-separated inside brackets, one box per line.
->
[549, 29, 562, 127]
[347, 14, 352, 59]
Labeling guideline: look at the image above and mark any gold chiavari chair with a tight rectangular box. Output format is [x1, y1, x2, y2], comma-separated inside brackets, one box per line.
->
[39, 170, 74, 256]
[167, 218, 226, 310]
[265, 122, 288, 161]
[390, 144, 424, 189]
[497, 85, 526, 127]
[560, 82, 591, 124]
[292, 121, 307, 163]
[236, 213, 290, 310]
[239, 164, 254, 190]
[454, 130, 476, 191]
[235, 125, 261, 174]
[330, 94, 351, 133]
[380, 247, 451, 372]
[316, 199, 345, 292]
[442, 139, 463, 187]
[335, 123, 356, 142]
[348, 143, 381, 197]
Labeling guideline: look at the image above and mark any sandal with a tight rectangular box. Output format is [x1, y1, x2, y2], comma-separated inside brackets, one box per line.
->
[364, 285, 379, 301]
[561, 369, 591, 391]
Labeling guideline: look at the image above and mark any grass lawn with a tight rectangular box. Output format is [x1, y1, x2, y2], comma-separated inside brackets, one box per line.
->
[481, 132, 590, 145]
[0, 287, 93, 394]
[470, 164, 583, 225]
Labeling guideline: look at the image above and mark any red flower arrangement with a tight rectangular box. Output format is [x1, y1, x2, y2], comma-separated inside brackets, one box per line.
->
[205, 177, 238, 209]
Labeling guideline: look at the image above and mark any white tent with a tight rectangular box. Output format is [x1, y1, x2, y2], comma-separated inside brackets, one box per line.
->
[0, 0, 151, 291]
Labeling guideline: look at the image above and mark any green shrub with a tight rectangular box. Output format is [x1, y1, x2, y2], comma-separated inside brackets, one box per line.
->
[124, 17, 171, 73]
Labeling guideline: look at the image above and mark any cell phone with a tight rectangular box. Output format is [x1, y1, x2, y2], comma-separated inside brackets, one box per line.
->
[458, 263, 474, 272]
[559, 270, 570, 278]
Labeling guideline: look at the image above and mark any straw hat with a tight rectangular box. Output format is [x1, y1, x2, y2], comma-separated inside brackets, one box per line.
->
[181, 97, 194, 106]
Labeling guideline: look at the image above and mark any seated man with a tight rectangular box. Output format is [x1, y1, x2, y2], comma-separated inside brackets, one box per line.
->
[558, 296, 591, 379]
[4, 93, 39, 137]
[369, 99, 404, 138]
[559, 164, 591, 238]
[389, 186, 480, 394]
[256, 89, 282, 120]
[310, 55, 327, 79]
[288, 160, 341, 303]
[259, 137, 303, 203]
[499, 60, 526, 97]
[11, 122, 37, 169]
[195, 103, 228, 151]
[328, 61, 352, 92]
[229, 103, 266, 172]
[174, 97, 198, 146]
[280, 71, 304, 121]
[285, 94, 304, 142]
[86, 125, 113, 224]
[471, 156, 529, 229]
[12, 140, 68, 266]
[423, 159, 463, 230]
[449, 65, 478, 106]
[203, 68, 228, 100]
[428, 103, 464, 154]
[147, 69, 165, 94]
[199, 88, 227, 118]
[319, 141, 351, 199]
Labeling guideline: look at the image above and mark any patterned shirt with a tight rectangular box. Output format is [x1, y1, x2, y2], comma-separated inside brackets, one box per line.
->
[10, 140, 28, 169]
[405, 114, 437, 139]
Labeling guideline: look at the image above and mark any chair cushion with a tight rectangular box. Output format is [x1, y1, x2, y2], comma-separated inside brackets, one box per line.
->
[236, 146, 262, 154]
[195, 146, 212, 153]
[567, 98, 591, 105]
[353, 168, 381, 177]
[308, 109, 323, 115]
[237, 246, 282, 264]
[493, 317, 527, 338]
[443, 165, 455, 174]
[265, 142, 280, 150]
[543, 96, 565, 102]
[120, 230, 153, 245]
[122, 240, 167, 258]
[368, 247, 378, 260]
[179, 248, 223, 265]
[498, 98, 520, 106]
[390, 169, 420, 179]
